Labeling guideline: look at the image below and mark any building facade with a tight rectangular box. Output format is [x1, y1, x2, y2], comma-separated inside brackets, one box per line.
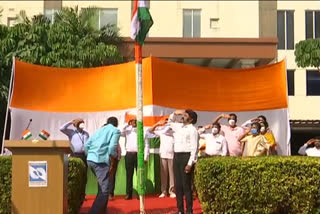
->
[0, 1, 319, 123]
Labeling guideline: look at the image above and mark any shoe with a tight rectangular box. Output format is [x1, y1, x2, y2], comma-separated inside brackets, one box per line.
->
[169, 193, 176, 198]
[159, 193, 166, 198]
[125, 195, 132, 200]
[173, 212, 184, 214]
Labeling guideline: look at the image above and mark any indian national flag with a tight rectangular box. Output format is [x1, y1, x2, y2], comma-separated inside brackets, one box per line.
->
[39, 130, 50, 140]
[130, 0, 153, 45]
[22, 129, 32, 140]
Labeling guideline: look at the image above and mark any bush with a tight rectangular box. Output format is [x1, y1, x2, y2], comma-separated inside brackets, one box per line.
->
[68, 157, 87, 214]
[194, 156, 320, 214]
[0, 156, 11, 214]
[0, 156, 86, 214]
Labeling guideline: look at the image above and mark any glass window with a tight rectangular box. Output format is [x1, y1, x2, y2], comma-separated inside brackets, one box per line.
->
[307, 70, 320, 96]
[287, 70, 295, 96]
[315, 11, 320, 38]
[44, 8, 59, 23]
[286, 11, 294, 49]
[277, 10, 294, 50]
[277, 11, 285, 49]
[7, 17, 17, 27]
[183, 9, 201, 38]
[183, 10, 192, 37]
[306, 11, 314, 39]
[100, 9, 117, 28]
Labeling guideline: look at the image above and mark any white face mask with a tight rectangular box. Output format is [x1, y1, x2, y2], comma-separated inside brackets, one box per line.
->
[212, 128, 219, 135]
[228, 119, 235, 126]
[260, 127, 266, 133]
[78, 123, 85, 129]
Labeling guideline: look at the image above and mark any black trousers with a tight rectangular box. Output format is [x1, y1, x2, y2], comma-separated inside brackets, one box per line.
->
[173, 152, 193, 213]
[125, 152, 137, 196]
[107, 159, 119, 196]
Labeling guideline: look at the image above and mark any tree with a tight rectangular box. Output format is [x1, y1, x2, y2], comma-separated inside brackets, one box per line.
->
[294, 39, 320, 71]
[0, 7, 124, 144]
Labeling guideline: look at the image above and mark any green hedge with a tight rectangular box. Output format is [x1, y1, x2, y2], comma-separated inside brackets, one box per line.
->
[0, 156, 86, 214]
[0, 156, 11, 214]
[195, 156, 320, 214]
[67, 157, 87, 214]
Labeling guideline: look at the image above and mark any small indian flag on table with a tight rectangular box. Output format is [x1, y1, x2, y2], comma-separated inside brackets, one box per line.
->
[39, 130, 50, 140]
[22, 129, 32, 140]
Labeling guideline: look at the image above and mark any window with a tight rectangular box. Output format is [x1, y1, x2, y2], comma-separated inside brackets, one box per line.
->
[94, 9, 118, 29]
[7, 17, 17, 27]
[277, 10, 294, 50]
[44, 8, 59, 23]
[307, 70, 320, 96]
[306, 10, 320, 39]
[183, 9, 201, 38]
[287, 70, 295, 96]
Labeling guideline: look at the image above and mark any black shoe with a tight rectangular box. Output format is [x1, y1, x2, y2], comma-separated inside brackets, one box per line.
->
[173, 212, 184, 214]
[125, 195, 132, 200]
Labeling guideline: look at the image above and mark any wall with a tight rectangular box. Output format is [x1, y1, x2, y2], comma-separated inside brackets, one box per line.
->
[277, 1, 320, 120]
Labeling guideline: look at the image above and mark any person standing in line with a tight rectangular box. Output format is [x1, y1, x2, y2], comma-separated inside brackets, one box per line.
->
[147, 118, 176, 198]
[213, 113, 245, 156]
[198, 122, 228, 157]
[298, 137, 320, 157]
[239, 122, 270, 156]
[121, 118, 149, 200]
[60, 118, 89, 165]
[167, 109, 199, 214]
[84, 117, 120, 214]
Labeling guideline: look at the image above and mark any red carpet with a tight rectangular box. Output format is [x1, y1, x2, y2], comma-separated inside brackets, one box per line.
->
[80, 195, 203, 214]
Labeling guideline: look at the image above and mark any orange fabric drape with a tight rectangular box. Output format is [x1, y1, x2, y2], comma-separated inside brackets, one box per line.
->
[151, 57, 287, 111]
[11, 57, 287, 113]
[11, 59, 153, 112]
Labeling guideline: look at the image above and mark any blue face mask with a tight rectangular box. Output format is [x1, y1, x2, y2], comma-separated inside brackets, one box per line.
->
[251, 128, 259, 135]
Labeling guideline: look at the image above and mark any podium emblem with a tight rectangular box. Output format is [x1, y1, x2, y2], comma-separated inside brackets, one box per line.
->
[28, 161, 48, 187]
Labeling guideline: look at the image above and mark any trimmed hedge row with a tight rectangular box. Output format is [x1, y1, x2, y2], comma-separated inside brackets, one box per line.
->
[194, 156, 320, 214]
[0, 156, 86, 214]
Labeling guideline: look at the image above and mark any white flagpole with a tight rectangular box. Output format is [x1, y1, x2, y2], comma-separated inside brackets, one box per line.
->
[1, 56, 15, 154]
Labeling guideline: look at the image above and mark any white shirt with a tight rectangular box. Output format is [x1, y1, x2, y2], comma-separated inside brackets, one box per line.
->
[298, 144, 320, 157]
[59, 121, 89, 153]
[121, 125, 149, 161]
[146, 125, 174, 159]
[168, 113, 199, 166]
[201, 133, 228, 156]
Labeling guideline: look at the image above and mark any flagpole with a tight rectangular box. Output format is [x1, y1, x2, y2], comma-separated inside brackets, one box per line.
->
[131, 0, 152, 212]
[1, 56, 15, 154]
[135, 42, 146, 213]
[133, 0, 146, 209]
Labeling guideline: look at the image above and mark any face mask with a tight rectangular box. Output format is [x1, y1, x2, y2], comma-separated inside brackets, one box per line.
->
[212, 128, 219, 135]
[228, 119, 235, 126]
[251, 128, 258, 135]
[78, 123, 85, 129]
[260, 127, 266, 133]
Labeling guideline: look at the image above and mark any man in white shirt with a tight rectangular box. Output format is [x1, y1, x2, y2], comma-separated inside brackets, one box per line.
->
[199, 122, 228, 156]
[147, 118, 176, 198]
[298, 137, 320, 157]
[121, 119, 149, 200]
[60, 118, 89, 165]
[167, 109, 199, 214]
